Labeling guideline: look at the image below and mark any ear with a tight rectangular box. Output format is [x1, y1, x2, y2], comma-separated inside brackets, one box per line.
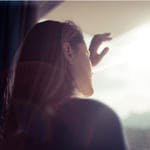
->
[62, 42, 75, 64]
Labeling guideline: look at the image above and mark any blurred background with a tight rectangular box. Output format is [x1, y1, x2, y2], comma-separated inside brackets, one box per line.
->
[0, 1, 150, 149]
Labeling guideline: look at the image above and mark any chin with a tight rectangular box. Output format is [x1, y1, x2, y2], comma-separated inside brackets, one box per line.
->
[79, 86, 94, 97]
[84, 88, 94, 97]
[75, 78, 94, 97]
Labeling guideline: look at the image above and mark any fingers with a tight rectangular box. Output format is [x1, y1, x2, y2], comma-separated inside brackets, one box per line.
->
[98, 47, 109, 60]
[94, 33, 112, 42]
[90, 32, 112, 54]
[90, 47, 109, 66]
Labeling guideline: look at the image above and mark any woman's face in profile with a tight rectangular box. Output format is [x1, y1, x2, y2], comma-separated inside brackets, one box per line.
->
[71, 42, 94, 96]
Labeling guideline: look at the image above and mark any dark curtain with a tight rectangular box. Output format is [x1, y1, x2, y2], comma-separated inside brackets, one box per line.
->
[0, 1, 62, 141]
[0, 1, 38, 141]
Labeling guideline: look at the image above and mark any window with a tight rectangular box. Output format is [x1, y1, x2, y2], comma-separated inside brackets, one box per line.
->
[85, 23, 150, 150]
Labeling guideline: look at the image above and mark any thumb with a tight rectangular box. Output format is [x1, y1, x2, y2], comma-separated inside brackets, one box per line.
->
[98, 47, 109, 60]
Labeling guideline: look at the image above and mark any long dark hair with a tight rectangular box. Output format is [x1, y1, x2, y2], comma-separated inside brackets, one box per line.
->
[0, 20, 84, 143]
[12, 20, 84, 107]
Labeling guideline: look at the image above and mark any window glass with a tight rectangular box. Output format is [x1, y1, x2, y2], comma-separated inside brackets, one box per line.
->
[84, 24, 150, 149]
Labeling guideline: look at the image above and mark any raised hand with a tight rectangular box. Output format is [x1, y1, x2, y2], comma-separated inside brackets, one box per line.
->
[89, 33, 112, 67]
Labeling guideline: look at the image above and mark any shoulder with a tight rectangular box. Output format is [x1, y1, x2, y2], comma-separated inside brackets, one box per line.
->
[57, 98, 120, 123]
[54, 98, 127, 150]
[55, 97, 124, 137]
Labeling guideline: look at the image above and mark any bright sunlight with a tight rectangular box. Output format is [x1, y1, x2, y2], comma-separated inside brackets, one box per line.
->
[84, 22, 150, 119]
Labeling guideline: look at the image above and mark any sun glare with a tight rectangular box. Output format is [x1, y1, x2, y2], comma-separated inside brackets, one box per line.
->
[84, 22, 150, 119]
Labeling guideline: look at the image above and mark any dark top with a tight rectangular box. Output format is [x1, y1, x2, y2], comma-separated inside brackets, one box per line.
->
[52, 98, 128, 150]
[1, 98, 128, 150]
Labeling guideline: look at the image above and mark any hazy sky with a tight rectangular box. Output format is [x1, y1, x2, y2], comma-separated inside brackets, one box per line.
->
[84, 22, 150, 119]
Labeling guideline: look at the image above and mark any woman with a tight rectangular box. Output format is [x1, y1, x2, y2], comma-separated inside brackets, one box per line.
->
[2, 20, 127, 149]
